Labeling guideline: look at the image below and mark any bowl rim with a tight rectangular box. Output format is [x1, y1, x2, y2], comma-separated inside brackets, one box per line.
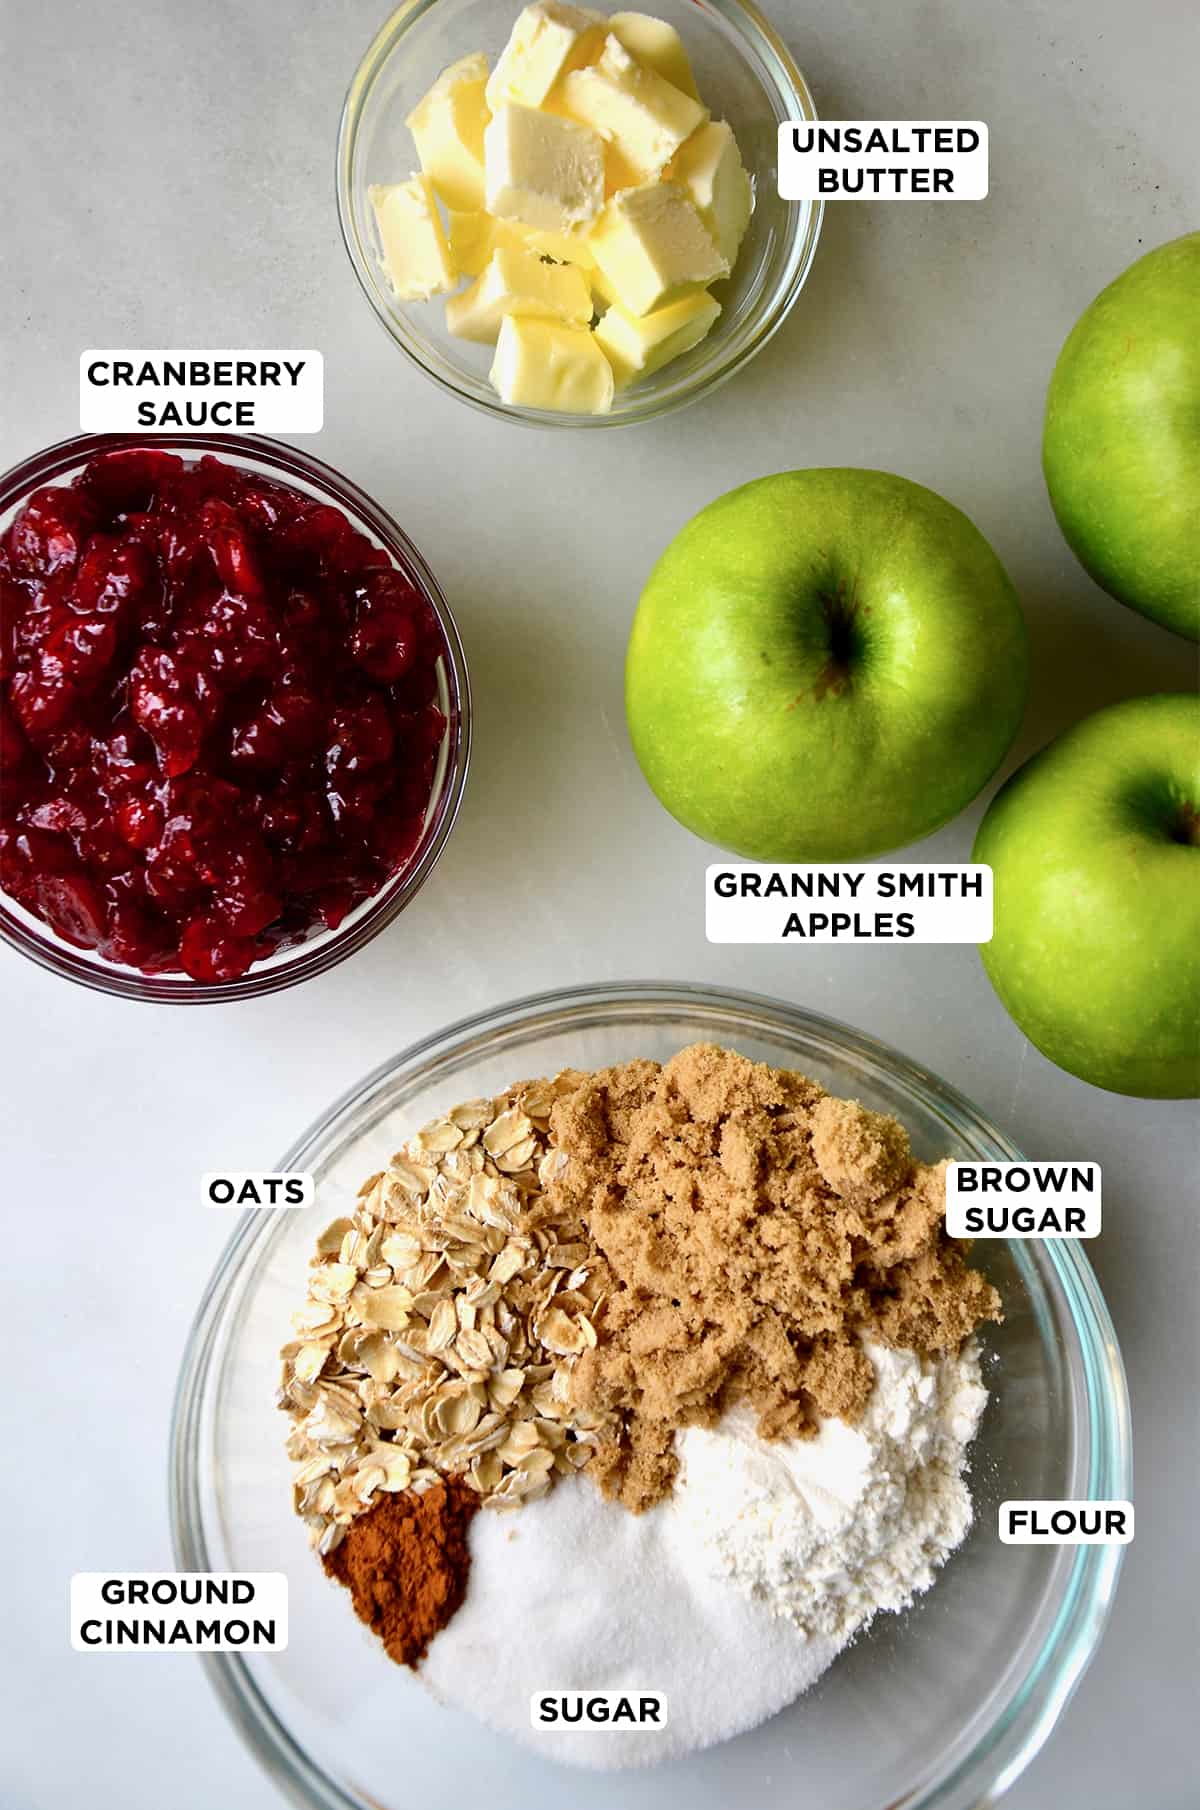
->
[169, 979, 1131, 1810]
[0, 430, 472, 1004]
[335, 0, 825, 429]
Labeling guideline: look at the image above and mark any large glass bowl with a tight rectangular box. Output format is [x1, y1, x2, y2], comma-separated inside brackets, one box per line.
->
[170, 982, 1129, 1809]
[0, 432, 471, 1003]
[337, 0, 822, 427]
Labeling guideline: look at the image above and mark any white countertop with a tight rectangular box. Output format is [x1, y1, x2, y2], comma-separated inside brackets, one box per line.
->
[1, 1, 1197, 1805]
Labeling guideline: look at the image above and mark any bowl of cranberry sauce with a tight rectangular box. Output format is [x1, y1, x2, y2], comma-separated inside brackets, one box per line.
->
[0, 434, 470, 1001]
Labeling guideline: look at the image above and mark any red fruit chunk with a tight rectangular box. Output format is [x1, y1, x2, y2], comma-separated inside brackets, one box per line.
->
[179, 913, 257, 982]
[100, 895, 174, 970]
[113, 793, 164, 850]
[129, 647, 208, 776]
[274, 504, 379, 577]
[1, 451, 445, 979]
[71, 535, 153, 623]
[180, 588, 277, 686]
[25, 797, 88, 836]
[7, 488, 97, 577]
[350, 607, 426, 682]
[226, 683, 321, 773]
[44, 614, 118, 692]
[9, 666, 74, 739]
[325, 698, 394, 776]
[80, 448, 184, 515]
[36, 869, 107, 948]
[198, 498, 265, 598]
[0, 699, 33, 772]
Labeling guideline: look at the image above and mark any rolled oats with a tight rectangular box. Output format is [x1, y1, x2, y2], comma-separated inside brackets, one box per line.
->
[279, 1076, 612, 1550]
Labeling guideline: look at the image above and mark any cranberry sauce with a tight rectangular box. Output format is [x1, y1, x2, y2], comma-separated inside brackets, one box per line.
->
[0, 449, 446, 981]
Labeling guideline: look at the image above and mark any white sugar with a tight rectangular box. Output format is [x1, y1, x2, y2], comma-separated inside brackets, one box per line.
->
[421, 1462, 841, 1769]
[420, 1341, 986, 1769]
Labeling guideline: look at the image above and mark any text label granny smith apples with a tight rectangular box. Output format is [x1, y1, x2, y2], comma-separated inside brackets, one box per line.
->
[707, 864, 993, 943]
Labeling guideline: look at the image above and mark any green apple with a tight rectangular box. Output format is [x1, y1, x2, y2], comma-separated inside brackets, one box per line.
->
[975, 694, 1200, 1099]
[1043, 232, 1200, 641]
[625, 469, 1028, 860]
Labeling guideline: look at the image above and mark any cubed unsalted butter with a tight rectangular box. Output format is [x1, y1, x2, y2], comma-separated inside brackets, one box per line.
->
[608, 12, 699, 99]
[485, 102, 605, 231]
[587, 261, 620, 309]
[485, 1, 606, 111]
[406, 52, 491, 211]
[446, 243, 593, 343]
[559, 34, 707, 189]
[589, 181, 727, 315]
[490, 314, 615, 413]
[668, 119, 752, 265]
[594, 288, 721, 386]
[447, 211, 596, 277]
[369, 175, 457, 301]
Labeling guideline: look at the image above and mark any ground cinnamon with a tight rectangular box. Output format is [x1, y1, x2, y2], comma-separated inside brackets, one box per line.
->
[322, 1477, 478, 1667]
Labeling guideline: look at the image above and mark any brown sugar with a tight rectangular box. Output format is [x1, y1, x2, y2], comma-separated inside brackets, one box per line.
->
[548, 1043, 1001, 1512]
[322, 1477, 478, 1667]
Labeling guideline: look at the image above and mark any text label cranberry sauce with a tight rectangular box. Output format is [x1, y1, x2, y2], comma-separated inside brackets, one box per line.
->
[80, 352, 324, 432]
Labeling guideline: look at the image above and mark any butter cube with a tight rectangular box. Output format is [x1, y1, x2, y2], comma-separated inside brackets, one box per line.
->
[668, 120, 752, 265]
[449, 210, 597, 277]
[594, 289, 721, 386]
[406, 53, 491, 211]
[486, 2, 606, 111]
[446, 244, 593, 343]
[527, 224, 598, 268]
[485, 102, 605, 231]
[589, 182, 727, 315]
[369, 176, 457, 301]
[447, 209, 511, 278]
[608, 12, 699, 99]
[587, 261, 620, 309]
[490, 315, 614, 413]
[559, 35, 707, 188]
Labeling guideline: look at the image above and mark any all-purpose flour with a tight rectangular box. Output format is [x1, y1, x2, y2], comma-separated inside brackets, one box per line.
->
[672, 1340, 988, 1640]
[420, 1340, 988, 1768]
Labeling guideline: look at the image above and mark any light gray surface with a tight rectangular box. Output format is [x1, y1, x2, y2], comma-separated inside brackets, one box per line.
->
[1, 2, 1197, 1807]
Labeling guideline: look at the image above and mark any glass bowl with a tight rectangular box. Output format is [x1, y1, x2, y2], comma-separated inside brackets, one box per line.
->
[0, 432, 471, 1003]
[336, 0, 822, 427]
[171, 982, 1129, 1810]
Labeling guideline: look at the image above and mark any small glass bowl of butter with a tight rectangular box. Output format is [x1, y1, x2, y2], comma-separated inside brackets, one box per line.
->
[337, 0, 822, 426]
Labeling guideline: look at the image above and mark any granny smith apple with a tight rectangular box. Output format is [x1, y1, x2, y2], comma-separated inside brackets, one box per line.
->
[1043, 232, 1200, 640]
[625, 469, 1029, 860]
[975, 694, 1200, 1098]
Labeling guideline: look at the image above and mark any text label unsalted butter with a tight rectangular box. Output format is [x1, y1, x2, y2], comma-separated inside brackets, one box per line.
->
[779, 121, 989, 199]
